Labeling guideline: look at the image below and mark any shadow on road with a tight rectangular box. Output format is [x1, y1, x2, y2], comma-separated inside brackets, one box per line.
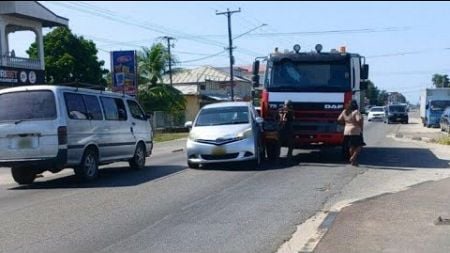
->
[9, 164, 186, 190]
[359, 147, 450, 169]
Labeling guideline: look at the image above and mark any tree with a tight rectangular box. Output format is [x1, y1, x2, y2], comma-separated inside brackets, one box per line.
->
[432, 74, 449, 88]
[365, 80, 380, 105]
[377, 90, 389, 106]
[137, 43, 185, 113]
[27, 27, 108, 86]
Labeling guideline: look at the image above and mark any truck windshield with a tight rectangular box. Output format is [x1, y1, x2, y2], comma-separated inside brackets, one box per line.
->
[0, 90, 56, 122]
[430, 100, 450, 111]
[269, 60, 350, 92]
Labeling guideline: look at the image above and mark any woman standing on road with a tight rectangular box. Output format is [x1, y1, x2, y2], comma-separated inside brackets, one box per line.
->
[338, 100, 365, 166]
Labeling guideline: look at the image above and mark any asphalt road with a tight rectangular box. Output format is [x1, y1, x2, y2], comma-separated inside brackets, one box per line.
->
[0, 118, 425, 253]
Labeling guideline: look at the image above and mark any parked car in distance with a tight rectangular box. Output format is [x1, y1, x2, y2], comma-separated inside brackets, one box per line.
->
[0, 85, 153, 185]
[440, 106, 450, 133]
[185, 102, 264, 169]
[384, 104, 408, 124]
[367, 106, 385, 121]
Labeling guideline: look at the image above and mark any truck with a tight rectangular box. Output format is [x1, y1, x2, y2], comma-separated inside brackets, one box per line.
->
[420, 88, 450, 128]
[251, 44, 369, 160]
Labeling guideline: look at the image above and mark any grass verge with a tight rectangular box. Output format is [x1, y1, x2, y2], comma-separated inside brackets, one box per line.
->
[434, 135, 450, 145]
[154, 132, 188, 143]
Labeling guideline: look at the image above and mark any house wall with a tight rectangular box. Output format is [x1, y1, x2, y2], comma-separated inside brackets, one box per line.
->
[184, 95, 199, 122]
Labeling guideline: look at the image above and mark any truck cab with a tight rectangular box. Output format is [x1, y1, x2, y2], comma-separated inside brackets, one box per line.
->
[251, 44, 369, 159]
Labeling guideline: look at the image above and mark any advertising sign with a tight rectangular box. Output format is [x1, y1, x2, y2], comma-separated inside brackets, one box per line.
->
[111, 50, 137, 96]
[0, 67, 45, 86]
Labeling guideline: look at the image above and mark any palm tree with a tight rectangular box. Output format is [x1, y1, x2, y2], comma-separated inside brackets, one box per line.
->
[137, 43, 185, 113]
[432, 74, 449, 88]
[138, 43, 168, 85]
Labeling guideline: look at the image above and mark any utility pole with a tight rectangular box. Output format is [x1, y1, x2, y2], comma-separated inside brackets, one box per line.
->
[162, 36, 175, 86]
[216, 8, 241, 101]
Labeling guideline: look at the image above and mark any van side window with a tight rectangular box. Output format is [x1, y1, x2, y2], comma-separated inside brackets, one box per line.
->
[127, 100, 146, 120]
[83, 95, 103, 120]
[64, 93, 88, 120]
[100, 97, 127, 121]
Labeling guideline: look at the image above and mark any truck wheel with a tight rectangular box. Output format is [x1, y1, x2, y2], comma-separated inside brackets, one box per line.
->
[129, 143, 146, 170]
[75, 148, 99, 181]
[266, 143, 280, 161]
[11, 167, 36, 185]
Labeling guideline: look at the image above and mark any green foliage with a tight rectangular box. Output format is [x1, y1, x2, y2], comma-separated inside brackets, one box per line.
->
[27, 27, 108, 86]
[138, 83, 185, 113]
[432, 74, 449, 88]
[137, 43, 185, 113]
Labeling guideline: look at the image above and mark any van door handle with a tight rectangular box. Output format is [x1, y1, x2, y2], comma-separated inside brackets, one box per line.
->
[130, 127, 134, 134]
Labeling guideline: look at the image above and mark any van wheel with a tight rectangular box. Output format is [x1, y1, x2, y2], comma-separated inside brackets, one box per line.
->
[129, 143, 146, 170]
[75, 148, 99, 181]
[11, 167, 36, 185]
[187, 161, 199, 169]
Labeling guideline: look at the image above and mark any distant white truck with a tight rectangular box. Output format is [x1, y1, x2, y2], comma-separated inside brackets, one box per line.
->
[420, 88, 450, 127]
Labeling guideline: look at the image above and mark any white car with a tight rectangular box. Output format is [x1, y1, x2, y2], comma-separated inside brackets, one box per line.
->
[367, 106, 385, 121]
[185, 102, 264, 169]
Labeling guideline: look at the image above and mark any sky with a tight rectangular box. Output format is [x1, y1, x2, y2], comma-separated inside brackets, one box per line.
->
[11, 1, 450, 103]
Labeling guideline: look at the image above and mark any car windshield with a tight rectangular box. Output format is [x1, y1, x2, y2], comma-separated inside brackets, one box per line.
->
[389, 105, 406, 113]
[0, 90, 56, 122]
[195, 106, 249, 126]
[430, 100, 450, 111]
[370, 107, 384, 112]
[269, 59, 350, 92]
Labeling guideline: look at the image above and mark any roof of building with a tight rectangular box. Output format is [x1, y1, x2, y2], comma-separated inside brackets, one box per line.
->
[0, 1, 68, 27]
[162, 65, 249, 85]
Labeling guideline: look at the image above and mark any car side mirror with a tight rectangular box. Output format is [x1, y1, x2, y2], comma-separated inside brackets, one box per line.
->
[184, 121, 193, 129]
[145, 113, 152, 120]
[255, 117, 264, 125]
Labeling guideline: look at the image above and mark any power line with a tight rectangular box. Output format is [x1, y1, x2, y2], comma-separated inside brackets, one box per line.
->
[178, 51, 227, 63]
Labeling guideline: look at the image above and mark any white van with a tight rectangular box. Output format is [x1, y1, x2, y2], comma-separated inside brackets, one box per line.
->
[0, 85, 153, 184]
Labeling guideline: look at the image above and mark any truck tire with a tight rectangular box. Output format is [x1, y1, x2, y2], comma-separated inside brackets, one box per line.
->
[11, 167, 36, 185]
[266, 142, 280, 161]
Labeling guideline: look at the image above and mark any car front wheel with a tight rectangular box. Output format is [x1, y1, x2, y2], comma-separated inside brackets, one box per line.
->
[187, 161, 200, 169]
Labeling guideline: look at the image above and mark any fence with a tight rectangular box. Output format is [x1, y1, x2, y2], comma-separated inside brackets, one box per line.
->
[151, 111, 186, 130]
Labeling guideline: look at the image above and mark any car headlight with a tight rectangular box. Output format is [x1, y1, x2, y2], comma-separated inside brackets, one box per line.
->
[188, 132, 198, 141]
[236, 128, 253, 140]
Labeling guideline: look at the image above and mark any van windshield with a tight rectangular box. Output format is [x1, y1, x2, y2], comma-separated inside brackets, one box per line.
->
[0, 90, 56, 122]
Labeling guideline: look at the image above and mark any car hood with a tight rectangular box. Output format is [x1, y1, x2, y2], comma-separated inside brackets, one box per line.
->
[190, 124, 251, 140]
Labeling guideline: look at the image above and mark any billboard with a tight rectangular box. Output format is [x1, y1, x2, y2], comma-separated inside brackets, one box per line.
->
[0, 67, 45, 86]
[111, 50, 137, 96]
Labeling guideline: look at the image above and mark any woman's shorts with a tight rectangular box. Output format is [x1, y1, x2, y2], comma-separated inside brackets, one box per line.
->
[343, 135, 365, 148]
